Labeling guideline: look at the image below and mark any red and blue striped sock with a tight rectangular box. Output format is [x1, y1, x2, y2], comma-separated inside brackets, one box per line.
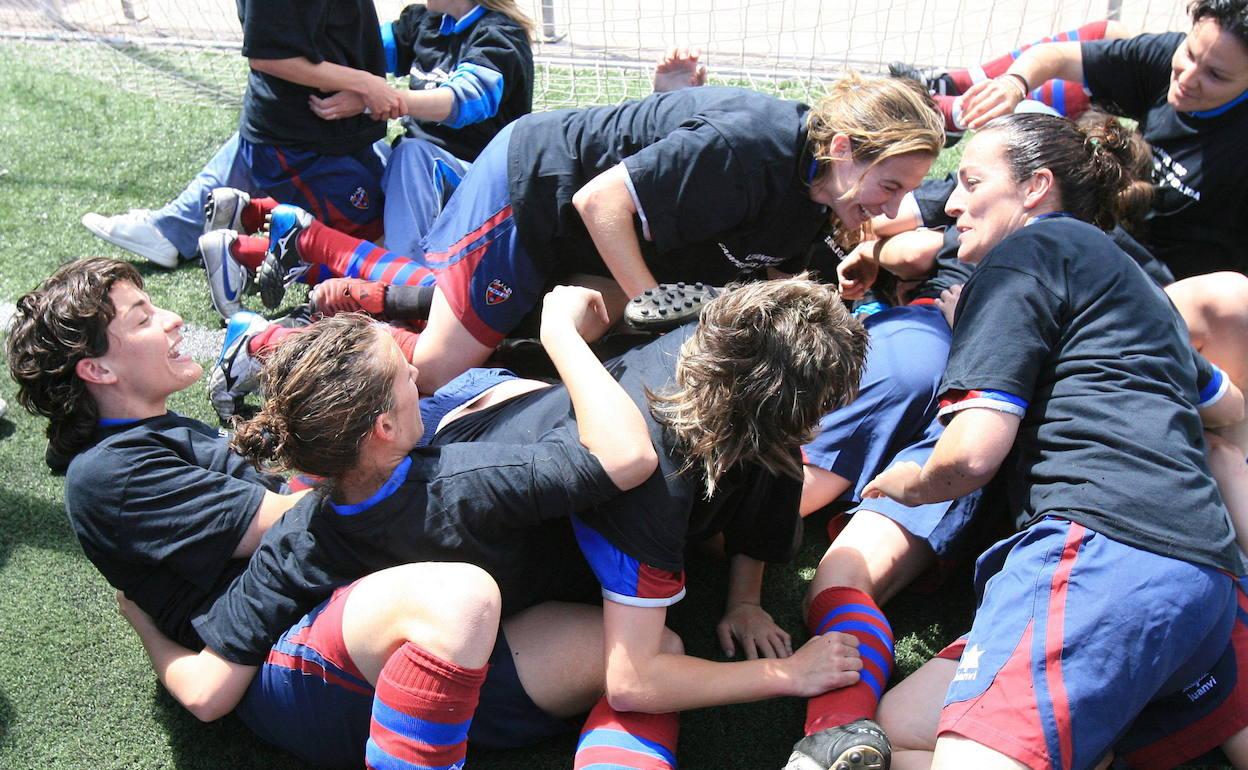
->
[573, 697, 679, 769]
[948, 20, 1111, 93]
[803, 586, 894, 735]
[295, 223, 435, 287]
[365, 642, 487, 770]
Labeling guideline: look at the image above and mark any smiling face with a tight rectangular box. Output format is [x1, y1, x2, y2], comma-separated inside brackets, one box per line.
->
[809, 137, 934, 233]
[1169, 17, 1248, 112]
[88, 281, 202, 415]
[944, 131, 1041, 263]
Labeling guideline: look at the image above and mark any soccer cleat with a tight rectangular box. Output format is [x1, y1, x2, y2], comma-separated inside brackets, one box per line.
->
[256, 204, 314, 309]
[310, 278, 386, 317]
[624, 282, 721, 333]
[204, 187, 251, 234]
[208, 310, 269, 423]
[886, 61, 955, 97]
[81, 209, 180, 268]
[198, 230, 252, 321]
[783, 719, 891, 770]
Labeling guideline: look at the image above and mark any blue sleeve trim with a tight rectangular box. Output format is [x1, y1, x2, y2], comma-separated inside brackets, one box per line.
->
[380, 22, 399, 76]
[439, 62, 504, 128]
[938, 389, 1028, 424]
[1198, 365, 1229, 408]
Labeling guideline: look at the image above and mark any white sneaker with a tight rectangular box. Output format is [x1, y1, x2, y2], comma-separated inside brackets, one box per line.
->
[0, 396, 7, 420]
[81, 209, 180, 268]
[208, 311, 269, 423]
[204, 187, 252, 234]
[198, 230, 251, 321]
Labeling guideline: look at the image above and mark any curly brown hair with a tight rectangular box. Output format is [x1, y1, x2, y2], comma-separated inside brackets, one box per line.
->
[231, 314, 401, 482]
[6, 258, 143, 458]
[648, 275, 870, 496]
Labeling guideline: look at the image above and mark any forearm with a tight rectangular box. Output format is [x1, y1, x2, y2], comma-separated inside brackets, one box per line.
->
[1007, 41, 1085, 91]
[124, 611, 255, 721]
[1201, 381, 1245, 428]
[540, 322, 657, 490]
[573, 166, 657, 299]
[909, 410, 1017, 503]
[876, 229, 944, 280]
[726, 554, 766, 607]
[232, 488, 310, 558]
[608, 649, 797, 713]
[400, 88, 454, 122]
[250, 56, 384, 95]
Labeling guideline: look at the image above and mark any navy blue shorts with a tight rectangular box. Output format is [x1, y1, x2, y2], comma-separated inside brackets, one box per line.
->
[234, 582, 572, 767]
[935, 519, 1242, 770]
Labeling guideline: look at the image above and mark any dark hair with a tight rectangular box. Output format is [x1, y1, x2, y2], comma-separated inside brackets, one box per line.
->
[1189, 0, 1248, 50]
[6, 258, 143, 457]
[1075, 110, 1154, 235]
[978, 112, 1136, 230]
[648, 275, 870, 496]
[231, 314, 401, 480]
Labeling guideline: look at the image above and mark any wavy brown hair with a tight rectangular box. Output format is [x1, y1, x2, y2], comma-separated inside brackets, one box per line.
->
[231, 314, 401, 482]
[808, 72, 946, 245]
[648, 275, 870, 496]
[6, 258, 143, 458]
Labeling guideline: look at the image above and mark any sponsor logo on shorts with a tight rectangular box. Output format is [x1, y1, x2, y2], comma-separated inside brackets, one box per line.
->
[485, 278, 512, 305]
[953, 644, 984, 683]
[350, 186, 370, 210]
[1184, 673, 1218, 703]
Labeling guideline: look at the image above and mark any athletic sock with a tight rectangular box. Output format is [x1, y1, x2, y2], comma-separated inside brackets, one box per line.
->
[1030, 79, 1091, 118]
[803, 587, 894, 735]
[384, 324, 421, 363]
[573, 697, 679, 770]
[246, 324, 298, 357]
[241, 196, 278, 235]
[933, 94, 966, 132]
[230, 234, 267, 271]
[295, 223, 436, 287]
[948, 19, 1111, 93]
[365, 642, 487, 770]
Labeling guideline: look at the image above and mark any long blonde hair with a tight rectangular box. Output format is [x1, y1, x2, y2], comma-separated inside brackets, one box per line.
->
[479, 0, 536, 37]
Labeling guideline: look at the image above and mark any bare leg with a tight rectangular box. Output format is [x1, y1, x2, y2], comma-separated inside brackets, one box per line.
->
[502, 601, 607, 718]
[876, 656, 956, 770]
[340, 562, 501, 680]
[801, 465, 853, 517]
[411, 287, 497, 394]
[806, 508, 936, 611]
[931, 734, 1030, 770]
[1223, 724, 1248, 767]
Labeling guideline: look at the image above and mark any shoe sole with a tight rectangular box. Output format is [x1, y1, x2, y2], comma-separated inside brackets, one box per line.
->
[81, 214, 180, 268]
[785, 745, 886, 770]
[624, 282, 720, 332]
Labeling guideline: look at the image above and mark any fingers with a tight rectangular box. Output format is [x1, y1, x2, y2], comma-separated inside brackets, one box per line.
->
[716, 622, 736, 657]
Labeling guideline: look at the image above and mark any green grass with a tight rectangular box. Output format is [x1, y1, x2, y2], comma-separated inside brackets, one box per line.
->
[0, 39, 1222, 770]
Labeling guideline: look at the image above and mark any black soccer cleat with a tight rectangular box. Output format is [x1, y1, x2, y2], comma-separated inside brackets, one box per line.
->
[887, 60, 956, 97]
[624, 282, 721, 333]
[783, 719, 891, 770]
[256, 204, 313, 309]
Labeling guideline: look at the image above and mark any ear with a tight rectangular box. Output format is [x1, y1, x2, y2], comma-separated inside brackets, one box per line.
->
[1022, 168, 1056, 210]
[828, 132, 854, 161]
[372, 409, 399, 444]
[75, 357, 117, 386]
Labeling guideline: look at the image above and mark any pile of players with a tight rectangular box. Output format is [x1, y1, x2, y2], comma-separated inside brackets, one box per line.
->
[9, 0, 1248, 769]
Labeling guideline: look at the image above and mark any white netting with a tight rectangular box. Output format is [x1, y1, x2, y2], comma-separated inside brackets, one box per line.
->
[0, 0, 1192, 107]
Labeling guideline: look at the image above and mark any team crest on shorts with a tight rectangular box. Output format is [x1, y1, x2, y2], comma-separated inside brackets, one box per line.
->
[349, 186, 370, 210]
[485, 279, 512, 305]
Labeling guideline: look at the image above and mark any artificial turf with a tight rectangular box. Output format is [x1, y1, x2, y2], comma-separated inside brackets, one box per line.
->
[0, 39, 1226, 770]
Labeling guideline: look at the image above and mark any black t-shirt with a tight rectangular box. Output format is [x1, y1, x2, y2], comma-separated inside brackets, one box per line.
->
[392, 6, 532, 161]
[941, 217, 1244, 574]
[435, 326, 805, 574]
[197, 434, 617, 664]
[506, 87, 828, 285]
[238, 0, 387, 154]
[63, 413, 291, 649]
[1083, 32, 1248, 278]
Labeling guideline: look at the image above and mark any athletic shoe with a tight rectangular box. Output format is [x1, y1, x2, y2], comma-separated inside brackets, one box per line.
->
[204, 187, 251, 234]
[208, 311, 269, 423]
[624, 282, 721, 333]
[783, 719, 891, 770]
[0, 396, 7, 420]
[887, 60, 955, 97]
[256, 204, 314, 309]
[198, 230, 251, 321]
[81, 209, 180, 268]
[310, 278, 386, 317]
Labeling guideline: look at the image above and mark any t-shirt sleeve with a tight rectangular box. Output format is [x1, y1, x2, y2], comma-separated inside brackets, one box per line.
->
[939, 258, 1065, 423]
[1192, 350, 1231, 409]
[622, 121, 756, 254]
[74, 445, 262, 590]
[1082, 33, 1178, 120]
[430, 432, 622, 528]
[241, 0, 332, 62]
[390, 4, 428, 75]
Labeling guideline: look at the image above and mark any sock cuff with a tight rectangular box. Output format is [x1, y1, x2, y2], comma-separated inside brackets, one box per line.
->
[378, 642, 488, 699]
[807, 586, 890, 640]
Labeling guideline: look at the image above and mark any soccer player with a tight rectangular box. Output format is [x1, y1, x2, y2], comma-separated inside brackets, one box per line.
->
[5, 258, 664, 768]
[216, 73, 941, 393]
[866, 113, 1248, 770]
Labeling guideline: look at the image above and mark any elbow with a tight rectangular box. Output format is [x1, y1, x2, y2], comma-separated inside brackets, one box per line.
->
[610, 445, 659, 491]
[603, 667, 658, 714]
[183, 693, 233, 723]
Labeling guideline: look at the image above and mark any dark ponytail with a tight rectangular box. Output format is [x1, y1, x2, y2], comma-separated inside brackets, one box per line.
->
[980, 112, 1134, 230]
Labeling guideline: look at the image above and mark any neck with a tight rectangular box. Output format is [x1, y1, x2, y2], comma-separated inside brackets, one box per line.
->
[91, 388, 168, 423]
[445, 0, 478, 20]
[334, 448, 407, 506]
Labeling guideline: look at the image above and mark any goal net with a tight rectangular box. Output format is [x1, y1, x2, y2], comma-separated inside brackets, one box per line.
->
[0, 0, 1191, 108]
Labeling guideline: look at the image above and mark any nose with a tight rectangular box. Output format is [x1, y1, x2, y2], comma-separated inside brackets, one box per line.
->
[945, 184, 967, 218]
[1175, 62, 1197, 89]
[161, 308, 184, 331]
[882, 190, 905, 219]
